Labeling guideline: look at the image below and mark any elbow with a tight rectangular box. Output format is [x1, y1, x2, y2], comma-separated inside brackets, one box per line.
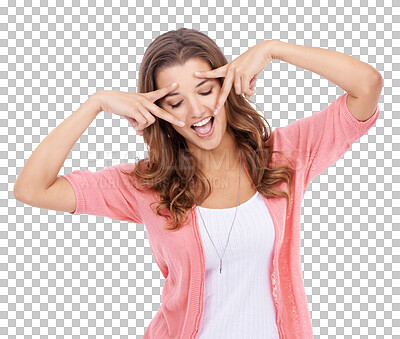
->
[356, 71, 383, 101]
[13, 183, 25, 203]
[13, 182, 32, 204]
[365, 70, 383, 94]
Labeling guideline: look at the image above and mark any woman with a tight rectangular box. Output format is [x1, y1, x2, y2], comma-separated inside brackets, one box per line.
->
[14, 28, 382, 338]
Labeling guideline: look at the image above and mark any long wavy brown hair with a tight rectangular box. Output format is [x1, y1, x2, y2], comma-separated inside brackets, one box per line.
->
[121, 27, 295, 232]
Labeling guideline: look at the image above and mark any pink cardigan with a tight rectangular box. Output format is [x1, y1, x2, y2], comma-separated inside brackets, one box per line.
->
[63, 92, 380, 338]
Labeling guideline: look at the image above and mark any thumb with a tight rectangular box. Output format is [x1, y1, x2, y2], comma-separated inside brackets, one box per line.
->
[148, 82, 178, 102]
[193, 64, 228, 79]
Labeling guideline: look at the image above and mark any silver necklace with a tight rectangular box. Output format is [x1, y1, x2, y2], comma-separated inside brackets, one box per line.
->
[197, 151, 242, 274]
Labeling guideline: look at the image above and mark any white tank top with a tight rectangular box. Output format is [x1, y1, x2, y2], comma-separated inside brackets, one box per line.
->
[195, 191, 279, 339]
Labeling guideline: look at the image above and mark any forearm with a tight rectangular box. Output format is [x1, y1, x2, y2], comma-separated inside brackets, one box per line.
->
[269, 40, 382, 97]
[14, 94, 102, 198]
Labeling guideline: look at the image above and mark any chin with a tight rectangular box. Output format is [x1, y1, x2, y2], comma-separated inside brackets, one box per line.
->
[198, 141, 220, 151]
[186, 136, 219, 151]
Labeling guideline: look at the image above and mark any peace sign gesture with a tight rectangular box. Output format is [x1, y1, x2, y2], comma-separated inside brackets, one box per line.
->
[96, 83, 185, 136]
[193, 40, 276, 115]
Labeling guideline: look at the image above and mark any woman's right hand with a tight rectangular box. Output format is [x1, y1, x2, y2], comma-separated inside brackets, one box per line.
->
[95, 83, 185, 136]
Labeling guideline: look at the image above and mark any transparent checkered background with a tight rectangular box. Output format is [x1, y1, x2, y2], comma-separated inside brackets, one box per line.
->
[2, 0, 398, 338]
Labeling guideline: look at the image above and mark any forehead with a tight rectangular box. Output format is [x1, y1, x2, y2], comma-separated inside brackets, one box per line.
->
[155, 58, 212, 89]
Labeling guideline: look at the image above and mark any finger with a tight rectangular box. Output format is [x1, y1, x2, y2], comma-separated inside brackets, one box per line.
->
[125, 117, 144, 129]
[193, 64, 228, 79]
[138, 106, 156, 126]
[245, 87, 257, 99]
[143, 100, 185, 127]
[133, 112, 147, 137]
[134, 125, 144, 136]
[234, 71, 242, 95]
[241, 75, 251, 96]
[249, 77, 257, 89]
[214, 69, 234, 115]
[244, 86, 255, 97]
[244, 85, 256, 97]
[147, 82, 178, 102]
[242, 77, 257, 97]
[134, 124, 144, 133]
[243, 90, 252, 98]
[137, 106, 155, 129]
[126, 116, 144, 136]
[133, 108, 148, 126]
[125, 116, 139, 130]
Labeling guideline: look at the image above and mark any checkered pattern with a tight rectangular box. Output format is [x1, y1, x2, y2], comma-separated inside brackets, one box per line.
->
[2, 1, 398, 338]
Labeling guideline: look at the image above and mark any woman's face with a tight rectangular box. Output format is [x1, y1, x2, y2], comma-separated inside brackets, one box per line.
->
[156, 58, 228, 153]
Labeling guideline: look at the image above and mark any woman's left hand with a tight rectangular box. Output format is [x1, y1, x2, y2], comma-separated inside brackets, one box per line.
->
[194, 40, 276, 115]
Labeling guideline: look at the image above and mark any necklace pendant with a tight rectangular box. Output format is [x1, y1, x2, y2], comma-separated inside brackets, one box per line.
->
[219, 259, 222, 274]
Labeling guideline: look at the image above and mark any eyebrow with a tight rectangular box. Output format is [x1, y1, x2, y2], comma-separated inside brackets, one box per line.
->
[163, 79, 211, 99]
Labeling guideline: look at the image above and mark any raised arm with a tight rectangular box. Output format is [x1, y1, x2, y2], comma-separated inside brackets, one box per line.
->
[13, 94, 102, 213]
[14, 84, 179, 219]
[270, 40, 383, 121]
[266, 42, 382, 186]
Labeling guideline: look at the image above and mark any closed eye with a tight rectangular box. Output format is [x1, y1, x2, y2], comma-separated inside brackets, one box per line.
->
[170, 89, 213, 109]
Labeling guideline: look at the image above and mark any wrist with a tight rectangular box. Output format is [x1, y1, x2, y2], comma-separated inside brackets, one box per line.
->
[267, 40, 281, 60]
[89, 91, 104, 114]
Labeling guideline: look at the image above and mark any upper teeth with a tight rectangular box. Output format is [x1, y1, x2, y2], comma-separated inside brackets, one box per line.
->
[192, 117, 212, 127]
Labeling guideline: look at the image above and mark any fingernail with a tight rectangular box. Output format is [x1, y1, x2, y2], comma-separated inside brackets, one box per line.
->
[214, 107, 219, 115]
[178, 121, 185, 126]
[172, 83, 177, 87]
[194, 72, 200, 76]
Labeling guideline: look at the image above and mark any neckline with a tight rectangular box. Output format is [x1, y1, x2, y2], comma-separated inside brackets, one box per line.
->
[197, 191, 260, 211]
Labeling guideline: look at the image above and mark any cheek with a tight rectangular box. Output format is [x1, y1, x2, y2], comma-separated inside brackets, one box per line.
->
[163, 109, 186, 123]
[170, 124, 186, 135]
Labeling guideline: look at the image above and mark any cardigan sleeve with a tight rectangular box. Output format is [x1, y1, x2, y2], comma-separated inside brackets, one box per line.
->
[62, 162, 143, 224]
[272, 92, 380, 186]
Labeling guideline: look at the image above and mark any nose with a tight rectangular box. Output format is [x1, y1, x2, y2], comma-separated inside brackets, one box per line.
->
[187, 95, 206, 119]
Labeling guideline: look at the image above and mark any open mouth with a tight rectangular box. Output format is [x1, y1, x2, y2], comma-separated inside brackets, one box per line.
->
[190, 116, 215, 137]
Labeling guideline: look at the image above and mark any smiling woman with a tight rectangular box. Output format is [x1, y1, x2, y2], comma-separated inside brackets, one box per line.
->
[16, 26, 381, 339]
[114, 30, 296, 338]
[119, 28, 295, 233]
[155, 58, 229, 152]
